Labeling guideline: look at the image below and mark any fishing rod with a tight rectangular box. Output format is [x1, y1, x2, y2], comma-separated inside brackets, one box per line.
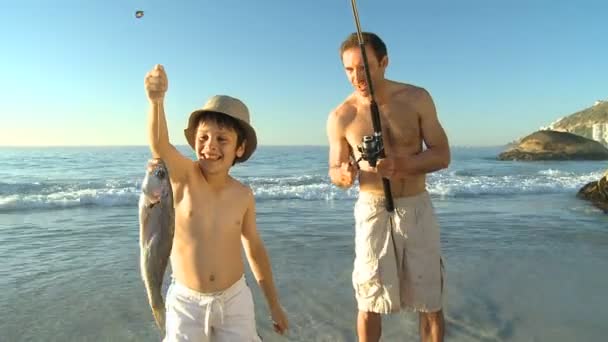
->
[349, 0, 394, 212]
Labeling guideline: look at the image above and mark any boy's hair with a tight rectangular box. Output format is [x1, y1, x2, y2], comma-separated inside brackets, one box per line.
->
[197, 111, 246, 165]
[339, 32, 387, 63]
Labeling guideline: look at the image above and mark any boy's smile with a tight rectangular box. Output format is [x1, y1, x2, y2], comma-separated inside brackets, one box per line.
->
[201, 152, 222, 161]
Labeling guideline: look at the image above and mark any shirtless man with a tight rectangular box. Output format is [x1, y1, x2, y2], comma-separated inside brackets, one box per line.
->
[144, 64, 288, 341]
[326, 32, 450, 342]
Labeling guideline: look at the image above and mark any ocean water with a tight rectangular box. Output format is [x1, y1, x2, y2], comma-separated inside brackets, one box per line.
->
[1, 145, 607, 342]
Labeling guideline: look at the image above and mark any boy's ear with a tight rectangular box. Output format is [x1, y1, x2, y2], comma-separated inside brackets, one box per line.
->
[236, 140, 246, 158]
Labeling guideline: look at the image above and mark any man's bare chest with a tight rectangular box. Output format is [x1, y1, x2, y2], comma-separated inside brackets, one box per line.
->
[345, 105, 421, 151]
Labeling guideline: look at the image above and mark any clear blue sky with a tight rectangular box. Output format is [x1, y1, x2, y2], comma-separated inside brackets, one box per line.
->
[1, 0, 607, 147]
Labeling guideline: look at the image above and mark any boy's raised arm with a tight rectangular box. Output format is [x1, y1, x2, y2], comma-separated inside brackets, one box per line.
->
[144, 64, 192, 182]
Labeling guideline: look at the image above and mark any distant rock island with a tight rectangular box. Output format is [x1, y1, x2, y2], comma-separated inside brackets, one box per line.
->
[500, 99, 608, 161]
[498, 130, 608, 161]
[577, 170, 608, 213]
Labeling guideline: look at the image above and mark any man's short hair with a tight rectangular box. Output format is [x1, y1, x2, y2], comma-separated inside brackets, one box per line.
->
[339, 32, 387, 62]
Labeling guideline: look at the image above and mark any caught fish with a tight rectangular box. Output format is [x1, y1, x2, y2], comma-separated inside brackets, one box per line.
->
[138, 159, 175, 333]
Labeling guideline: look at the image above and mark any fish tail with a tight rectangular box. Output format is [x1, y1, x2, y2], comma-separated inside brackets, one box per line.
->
[152, 305, 166, 333]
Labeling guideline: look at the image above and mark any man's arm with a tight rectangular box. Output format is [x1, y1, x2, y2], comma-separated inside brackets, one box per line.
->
[326, 110, 356, 188]
[380, 89, 450, 179]
[240, 189, 288, 334]
[145, 64, 192, 182]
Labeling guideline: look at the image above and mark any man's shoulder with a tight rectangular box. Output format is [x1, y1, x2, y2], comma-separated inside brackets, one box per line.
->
[329, 94, 358, 123]
[390, 81, 429, 100]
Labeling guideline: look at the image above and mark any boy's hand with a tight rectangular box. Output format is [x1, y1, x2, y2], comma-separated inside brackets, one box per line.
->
[144, 64, 168, 102]
[270, 304, 289, 335]
[146, 158, 162, 172]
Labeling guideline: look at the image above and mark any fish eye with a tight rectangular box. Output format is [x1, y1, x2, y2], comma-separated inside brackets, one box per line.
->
[154, 168, 166, 179]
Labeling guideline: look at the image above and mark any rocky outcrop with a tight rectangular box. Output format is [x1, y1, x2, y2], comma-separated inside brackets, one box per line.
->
[549, 101, 608, 139]
[498, 130, 608, 161]
[577, 171, 608, 213]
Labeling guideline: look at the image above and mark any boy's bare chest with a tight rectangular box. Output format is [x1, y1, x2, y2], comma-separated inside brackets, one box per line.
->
[177, 184, 246, 236]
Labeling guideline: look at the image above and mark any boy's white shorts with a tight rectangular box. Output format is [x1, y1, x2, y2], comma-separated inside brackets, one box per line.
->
[163, 275, 262, 342]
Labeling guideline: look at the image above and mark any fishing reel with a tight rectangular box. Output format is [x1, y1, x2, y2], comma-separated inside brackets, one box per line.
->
[357, 134, 384, 168]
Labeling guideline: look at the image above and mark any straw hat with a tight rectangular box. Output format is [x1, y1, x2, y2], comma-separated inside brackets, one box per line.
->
[184, 95, 257, 163]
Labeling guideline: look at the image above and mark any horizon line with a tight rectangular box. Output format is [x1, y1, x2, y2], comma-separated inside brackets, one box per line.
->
[0, 144, 508, 148]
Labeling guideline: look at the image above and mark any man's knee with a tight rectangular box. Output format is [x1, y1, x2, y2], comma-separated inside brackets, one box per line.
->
[420, 310, 444, 326]
[359, 310, 381, 323]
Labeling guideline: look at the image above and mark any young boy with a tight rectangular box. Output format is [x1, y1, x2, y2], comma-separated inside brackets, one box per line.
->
[144, 64, 288, 341]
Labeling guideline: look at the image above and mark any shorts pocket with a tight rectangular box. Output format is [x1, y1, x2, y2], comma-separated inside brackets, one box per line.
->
[352, 260, 382, 301]
[354, 199, 379, 224]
